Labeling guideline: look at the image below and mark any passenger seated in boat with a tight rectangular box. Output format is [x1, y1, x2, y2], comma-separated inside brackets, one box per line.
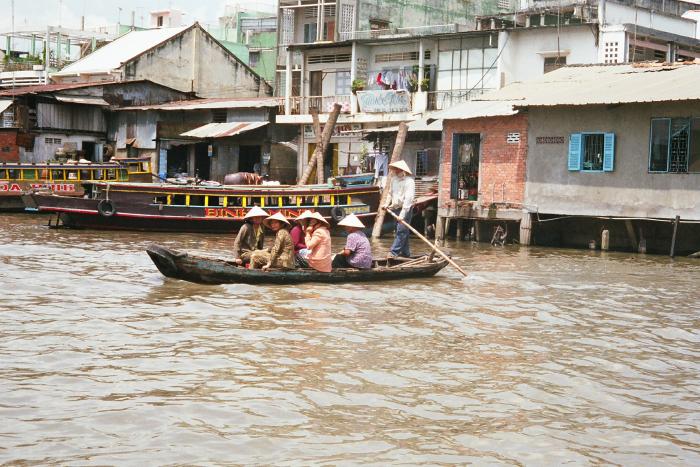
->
[233, 206, 268, 265]
[295, 210, 332, 272]
[250, 212, 295, 271]
[289, 216, 307, 255]
[332, 214, 372, 270]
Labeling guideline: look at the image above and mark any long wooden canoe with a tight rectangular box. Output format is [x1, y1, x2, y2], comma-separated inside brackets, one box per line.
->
[146, 244, 449, 284]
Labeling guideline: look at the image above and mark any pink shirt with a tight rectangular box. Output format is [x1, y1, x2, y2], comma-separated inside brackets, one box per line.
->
[305, 226, 332, 272]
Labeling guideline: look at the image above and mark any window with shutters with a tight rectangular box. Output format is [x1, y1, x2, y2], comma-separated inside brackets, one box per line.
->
[649, 117, 700, 173]
[568, 132, 615, 172]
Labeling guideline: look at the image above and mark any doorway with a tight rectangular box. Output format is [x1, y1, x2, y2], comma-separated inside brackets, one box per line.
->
[239, 145, 261, 173]
[451, 133, 480, 200]
[194, 143, 211, 180]
[82, 141, 96, 161]
[167, 145, 189, 177]
[307, 143, 338, 182]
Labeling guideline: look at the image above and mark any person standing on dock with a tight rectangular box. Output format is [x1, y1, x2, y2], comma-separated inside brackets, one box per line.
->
[233, 206, 269, 265]
[383, 160, 415, 258]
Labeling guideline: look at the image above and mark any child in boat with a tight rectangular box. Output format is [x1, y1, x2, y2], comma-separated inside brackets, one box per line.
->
[332, 213, 372, 269]
[250, 212, 295, 270]
[295, 210, 332, 272]
[233, 206, 268, 265]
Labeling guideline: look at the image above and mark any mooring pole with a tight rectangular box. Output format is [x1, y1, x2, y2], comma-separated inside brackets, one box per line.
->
[371, 122, 409, 239]
[298, 104, 342, 185]
[670, 215, 680, 258]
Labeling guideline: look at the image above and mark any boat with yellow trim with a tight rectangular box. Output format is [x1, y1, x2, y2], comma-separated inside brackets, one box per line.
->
[0, 157, 153, 211]
[28, 174, 380, 233]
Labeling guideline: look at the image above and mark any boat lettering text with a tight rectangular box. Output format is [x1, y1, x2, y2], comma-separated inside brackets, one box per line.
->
[205, 208, 312, 219]
[0, 182, 22, 192]
[29, 183, 77, 192]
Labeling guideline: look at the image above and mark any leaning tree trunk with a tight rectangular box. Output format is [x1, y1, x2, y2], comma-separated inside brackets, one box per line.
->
[298, 103, 342, 185]
[371, 121, 409, 239]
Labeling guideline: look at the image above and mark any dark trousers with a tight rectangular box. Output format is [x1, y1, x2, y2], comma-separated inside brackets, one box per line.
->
[389, 207, 412, 257]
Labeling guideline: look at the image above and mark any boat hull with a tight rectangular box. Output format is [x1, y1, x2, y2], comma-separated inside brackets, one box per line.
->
[147, 244, 449, 284]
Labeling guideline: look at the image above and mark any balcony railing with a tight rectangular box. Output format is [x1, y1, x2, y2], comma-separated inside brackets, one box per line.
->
[427, 89, 489, 110]
[339, 24, 458, 41]
[280, 95, 352, 115]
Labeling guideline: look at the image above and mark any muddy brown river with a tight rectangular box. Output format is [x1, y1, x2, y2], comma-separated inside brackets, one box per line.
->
[1, 213, 699, 464]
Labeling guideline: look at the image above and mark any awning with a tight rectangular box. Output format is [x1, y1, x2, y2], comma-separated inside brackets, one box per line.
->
[0, 100, 13, 114]
[55, 95, 110, 106]
[180, 121, 268, 139]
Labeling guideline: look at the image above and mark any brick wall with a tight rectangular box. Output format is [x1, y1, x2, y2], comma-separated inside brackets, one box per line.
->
[0, 130, 19, 162]
[439, 113, 528, 211]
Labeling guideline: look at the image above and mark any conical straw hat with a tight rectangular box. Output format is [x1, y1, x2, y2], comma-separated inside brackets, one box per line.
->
[310, 211, 330, 226]
[337, 213, 365, 229]
[243, 206, 269, 220]
[263, 211, 290, 228]
[389, 160, 412, 175]
[294, 210, 316, 222]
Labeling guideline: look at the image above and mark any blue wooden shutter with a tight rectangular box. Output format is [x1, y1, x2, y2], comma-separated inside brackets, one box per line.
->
[568, 133, 582, 171]
[603, 133, 615, 172]
[450, 135, 460, 199]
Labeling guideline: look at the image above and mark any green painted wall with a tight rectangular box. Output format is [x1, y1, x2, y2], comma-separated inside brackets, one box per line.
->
[356, 0, 498, 29]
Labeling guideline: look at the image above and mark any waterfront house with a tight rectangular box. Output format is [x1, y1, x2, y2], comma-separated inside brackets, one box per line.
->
[112, 98, 299, 183]
[0, 80, 191, 164]
[51, 24, 272, 98]
[437, 61, 700, 255]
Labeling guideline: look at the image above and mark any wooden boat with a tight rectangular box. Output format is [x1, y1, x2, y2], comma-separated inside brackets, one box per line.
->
[28, 174, 380, 233]
[146, 244, 449, 284]
[0, 157, 152, 211]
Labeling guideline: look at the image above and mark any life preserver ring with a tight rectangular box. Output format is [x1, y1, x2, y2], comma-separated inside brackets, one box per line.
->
[97, 199, 116, 217]
[330, 206, 346, 222]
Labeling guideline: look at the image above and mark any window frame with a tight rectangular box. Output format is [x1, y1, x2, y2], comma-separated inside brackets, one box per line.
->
[648, 117, 700, 174]
[580, 132, 606, 173]
[567, 132, 615, 173]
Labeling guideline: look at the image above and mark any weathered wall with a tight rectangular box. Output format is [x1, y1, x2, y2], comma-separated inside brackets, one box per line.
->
[124, 27, 271, 99]
[0, 130, 19, 162]
[36, 103, 106, 133]
[497, 26, 598, 86]
[440, 113, 528, 212]
[356, 0, 495, 30]
[25, 133, 104, 163]
[525, 101, 700, 220]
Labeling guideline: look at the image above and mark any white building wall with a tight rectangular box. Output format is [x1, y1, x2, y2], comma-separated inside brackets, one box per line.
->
[604, 2, 697, 37]
[681, 11, 700, 38]
[498, 26, 598, 86]
[599, 27, 628, 63]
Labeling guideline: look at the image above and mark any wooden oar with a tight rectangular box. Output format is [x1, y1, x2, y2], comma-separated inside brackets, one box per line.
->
[385, 209, 468, 277]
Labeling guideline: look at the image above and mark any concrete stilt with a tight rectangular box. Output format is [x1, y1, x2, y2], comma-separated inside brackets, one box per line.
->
[624, 220, 638, 251]
[456, 219, 463, 241]
[519, 211, 533, 246]
[474, 220, 481, 243]
[670, 215, 680, 257]
[601, 229, 610, 251]
[436, 216, 445, 246]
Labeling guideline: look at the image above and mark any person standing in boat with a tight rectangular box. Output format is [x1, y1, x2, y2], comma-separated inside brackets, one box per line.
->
[332, 214, 372, 270]
[250, 212, 296, 271]
[295, 211, 332, 272]
[383, 160, 416, 258]
[233, 206, 269, 265]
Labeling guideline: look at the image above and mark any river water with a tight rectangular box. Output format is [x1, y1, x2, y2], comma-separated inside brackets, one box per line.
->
[1, 213, 699, 465]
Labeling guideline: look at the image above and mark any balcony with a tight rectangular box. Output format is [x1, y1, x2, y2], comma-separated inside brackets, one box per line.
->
[281, 95, 352, 115]
[427, 89, 489, 110]
[338, 24, 458, 42]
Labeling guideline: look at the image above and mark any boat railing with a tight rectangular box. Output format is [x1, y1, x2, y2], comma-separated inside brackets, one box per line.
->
[0, 165, 130, 183]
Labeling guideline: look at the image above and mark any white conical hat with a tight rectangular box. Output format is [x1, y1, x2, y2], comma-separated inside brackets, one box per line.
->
[337, 213, 365, 229]
[263, 211, 290, 228]
[294, 210, 316, 222]
[243, 206, 269, 220]
[309, 211, 330, 226]
[389, 160, 412, 175]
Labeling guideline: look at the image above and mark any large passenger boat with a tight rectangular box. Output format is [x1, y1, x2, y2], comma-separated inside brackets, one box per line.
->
[28, 174, 381, 233]
[0, 158, 153, 211]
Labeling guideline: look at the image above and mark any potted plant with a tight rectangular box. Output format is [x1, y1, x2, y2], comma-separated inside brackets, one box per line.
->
[419, 78, 430, 92]
[351, 79, 366, 94]
[408, 77, 418, 92]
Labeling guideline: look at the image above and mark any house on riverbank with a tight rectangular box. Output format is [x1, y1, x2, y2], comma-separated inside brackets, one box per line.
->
[436, 61, 700, 255]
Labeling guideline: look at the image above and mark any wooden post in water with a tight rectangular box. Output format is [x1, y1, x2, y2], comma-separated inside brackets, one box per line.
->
[298, 104, 342, 185]
[436, 216, 445, 246]
[371, 122, 409, 239]
[624, 220, 638, 251]
[601, 229, 610, 251]
[519, 210, 533, 246]
[670, 215, 680, 257]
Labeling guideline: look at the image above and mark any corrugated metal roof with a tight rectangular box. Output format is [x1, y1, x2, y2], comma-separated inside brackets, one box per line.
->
[496, 62, 700, 107]
[117, 98, 280, 111]
[431, 99, 520, 121]
[55, 95, 110, 106]
[54, 26, 190, 75]
[181, 121, 268, 138]
[0, 100, 13, 114]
